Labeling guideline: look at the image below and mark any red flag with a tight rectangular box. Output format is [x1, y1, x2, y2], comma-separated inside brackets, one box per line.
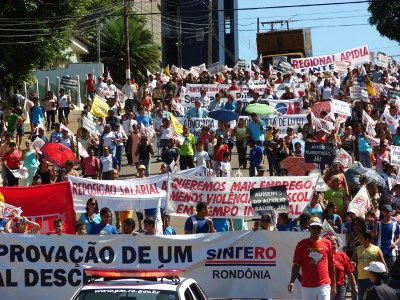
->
[287, 103, 293, 115]
[0, 182, 76, 234]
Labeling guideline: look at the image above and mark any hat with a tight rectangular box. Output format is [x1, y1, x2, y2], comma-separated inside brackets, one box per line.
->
[256, 164, 265, 172]
[260, 215, 272, 222]
[309, 218, 323, 228]
[364, 261, 386, 273]
[381, 204, 392, 212]
[137, 165, 146, 170]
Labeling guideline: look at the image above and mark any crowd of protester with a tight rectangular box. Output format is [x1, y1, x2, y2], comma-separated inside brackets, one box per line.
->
[1, 61, 400, 298]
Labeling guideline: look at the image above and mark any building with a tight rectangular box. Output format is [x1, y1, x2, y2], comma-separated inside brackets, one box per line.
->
[161, 0, 238, 68]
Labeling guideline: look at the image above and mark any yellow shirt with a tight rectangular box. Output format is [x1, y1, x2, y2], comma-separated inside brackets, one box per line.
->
[356, 244, 380, 279]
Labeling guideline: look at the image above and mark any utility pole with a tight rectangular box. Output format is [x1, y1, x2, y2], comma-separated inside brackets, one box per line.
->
[124, 0, 131, 80]
[177, 7, 182, 68]
[207, 0, 213, 65]
[96, 19, 100, 63]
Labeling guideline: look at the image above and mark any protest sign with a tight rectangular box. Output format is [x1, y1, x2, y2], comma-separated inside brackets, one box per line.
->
[267, 99, 302, 115]
[186, 84, 220, 93]
[331, 99, 351, 116]
[376, 51, 389, 68]
[32, 136, 45, 150]
[276, 60, 293, 73]
[180, 92, 216, 110]
[177, 117, 218, 139]
[334, 60, 352, 73]
[279, 157, 317, 176]
[391, 145, 400, 166]
[334, 148, 352, 171]
[60, 76, 78, 90]
[349, 86, 368, 100]
[166, 174, 319, 218]
[90, 95, 109, 117]
[347, 185, 370, 217]
[68, 167, 205, 213]
[292, 45, 370, 73]
[304, 142, 334, 165]
[0, 231, 333, 299]
[207, 62, 225, 75]
[272, 56, 287, 67]
[250, 186, 289, 215]
[311, 101, 331, 117]
[387, 89, 400, 104]
[82, 115, 98, 136]
[257, 114, 307, 137]
[0, 182, 75, 233]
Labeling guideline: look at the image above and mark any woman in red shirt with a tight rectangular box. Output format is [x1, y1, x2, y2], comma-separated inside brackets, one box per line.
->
[81, 147, 100, 179]
[213, 136, 228, 171]
[2, 141, 21, 186]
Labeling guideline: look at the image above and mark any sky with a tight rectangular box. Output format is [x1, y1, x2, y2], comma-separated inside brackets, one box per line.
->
[237, 0, 399, 63]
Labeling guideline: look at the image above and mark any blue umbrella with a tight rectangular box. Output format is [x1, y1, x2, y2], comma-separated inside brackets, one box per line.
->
[209, 109, 239, 122]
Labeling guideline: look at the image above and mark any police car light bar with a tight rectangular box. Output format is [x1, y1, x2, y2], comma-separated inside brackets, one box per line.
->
[84, 268, 186, 279]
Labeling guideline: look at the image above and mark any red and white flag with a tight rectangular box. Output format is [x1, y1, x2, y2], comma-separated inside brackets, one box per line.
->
[347, 185, 370, 217]
[311, 112, 333, 134]
[334, 148, 352, 171]
[362, 110, 376, 137]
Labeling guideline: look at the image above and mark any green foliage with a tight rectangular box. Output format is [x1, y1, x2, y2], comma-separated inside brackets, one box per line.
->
[81, 16, 161, 84]
[368, 1, 400, 42]
[0, 0, 87, 86]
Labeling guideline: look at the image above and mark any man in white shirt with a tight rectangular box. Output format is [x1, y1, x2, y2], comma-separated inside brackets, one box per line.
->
[199, 90, 210, 108]
[95, 76, 108, 96]
[122, 78, 137, 101]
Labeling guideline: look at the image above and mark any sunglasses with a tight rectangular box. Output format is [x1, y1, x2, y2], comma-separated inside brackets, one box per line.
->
[309, 226, 322, 230]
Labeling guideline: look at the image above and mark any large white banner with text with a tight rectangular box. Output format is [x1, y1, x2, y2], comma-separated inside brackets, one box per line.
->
[166, 174, 319, 218]
[68, 167, 205, 212]
[0, 232, 320, 299]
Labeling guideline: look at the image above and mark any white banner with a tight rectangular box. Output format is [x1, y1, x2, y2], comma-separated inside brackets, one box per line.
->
[391, 145, 400, 166]
[292, 45, 370, 73]
[267, 99, 303, 115]
[0, 232, 324, 299]
[68, 167, 205, 213]
[347, 185, 370, 217]
[331, 99, 351, 116]
[349, 86, 368, 100]
[166, 174, 319, 218]
[176, 117, 218, 140]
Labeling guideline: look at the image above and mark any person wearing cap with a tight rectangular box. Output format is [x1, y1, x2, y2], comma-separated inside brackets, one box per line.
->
[288, 218, 336, 299]
[256, 164, 265, 177]
[373, 204, 400, 270]
[352, 230, 386, 300]
[253, 214, 275, 231]
[364, 261, 397, 300]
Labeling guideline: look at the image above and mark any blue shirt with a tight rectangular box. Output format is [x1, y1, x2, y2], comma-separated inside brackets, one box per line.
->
[248, 120, 266, 142]
[358, 137, 372, 152]
[88, 223, 118, 235]
[31, 105, 45, 124]
[136, 114, 153, 128]
[184, 215, 210, 233]
[249, 145, 263, 166]
[224, 102, 236, 111]
[163, 226, 177, 235]
[378, 221, 400, 257]
[185, 107, 209, 118]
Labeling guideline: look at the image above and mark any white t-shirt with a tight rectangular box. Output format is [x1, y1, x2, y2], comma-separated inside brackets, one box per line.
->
[194, 150, 209, 168]
[57, 95, 69, 108]
[218, 161, 231, 177]
[122, 84, 136, 99]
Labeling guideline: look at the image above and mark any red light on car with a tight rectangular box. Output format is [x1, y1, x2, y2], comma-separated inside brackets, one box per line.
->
[84, 268, 185, 278]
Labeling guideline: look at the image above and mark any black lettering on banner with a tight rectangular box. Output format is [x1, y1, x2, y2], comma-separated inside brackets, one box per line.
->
[158, 246, 193, 263]
[138, 246, 151, 263]
[25, 269, 83, 287]
[0, 269, 18, 287]
[122, 246, 137, 264]
[250, 185, 289, 215]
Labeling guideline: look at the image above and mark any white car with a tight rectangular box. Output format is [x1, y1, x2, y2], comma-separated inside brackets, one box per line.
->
[70, 268, 208, 300]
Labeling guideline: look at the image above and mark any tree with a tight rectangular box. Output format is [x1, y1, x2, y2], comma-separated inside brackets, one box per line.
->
[0, 0, 118, 92]
[368, 1, 400, 42]
[81, 16, 161, 84]
[0, 0, 88, 88]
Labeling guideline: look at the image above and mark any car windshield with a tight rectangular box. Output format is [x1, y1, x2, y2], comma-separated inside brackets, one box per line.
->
[74, 289, 178, 300]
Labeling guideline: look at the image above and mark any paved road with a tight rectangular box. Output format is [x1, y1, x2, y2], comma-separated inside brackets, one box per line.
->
[23, 110, 253, 234]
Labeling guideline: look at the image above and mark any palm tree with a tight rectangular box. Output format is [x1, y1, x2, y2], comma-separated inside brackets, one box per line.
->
[81, 16, 161, 84]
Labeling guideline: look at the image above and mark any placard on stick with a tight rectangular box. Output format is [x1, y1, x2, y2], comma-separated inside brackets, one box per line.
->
[250, 186, 289, 216]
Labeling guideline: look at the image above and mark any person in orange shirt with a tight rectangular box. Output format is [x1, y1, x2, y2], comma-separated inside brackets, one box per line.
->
[140, 90, 153, 113]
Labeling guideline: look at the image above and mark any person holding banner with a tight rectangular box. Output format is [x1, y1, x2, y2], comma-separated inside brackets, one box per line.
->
[88, 207, 118, 235]
[288, 218, 336, 299]
[184, 202, 216, 234]
[178, 125, 195, 170]
[248, 138, 264, 177]
[5, 216, 40, 234]
[2, 141, 21, 186]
